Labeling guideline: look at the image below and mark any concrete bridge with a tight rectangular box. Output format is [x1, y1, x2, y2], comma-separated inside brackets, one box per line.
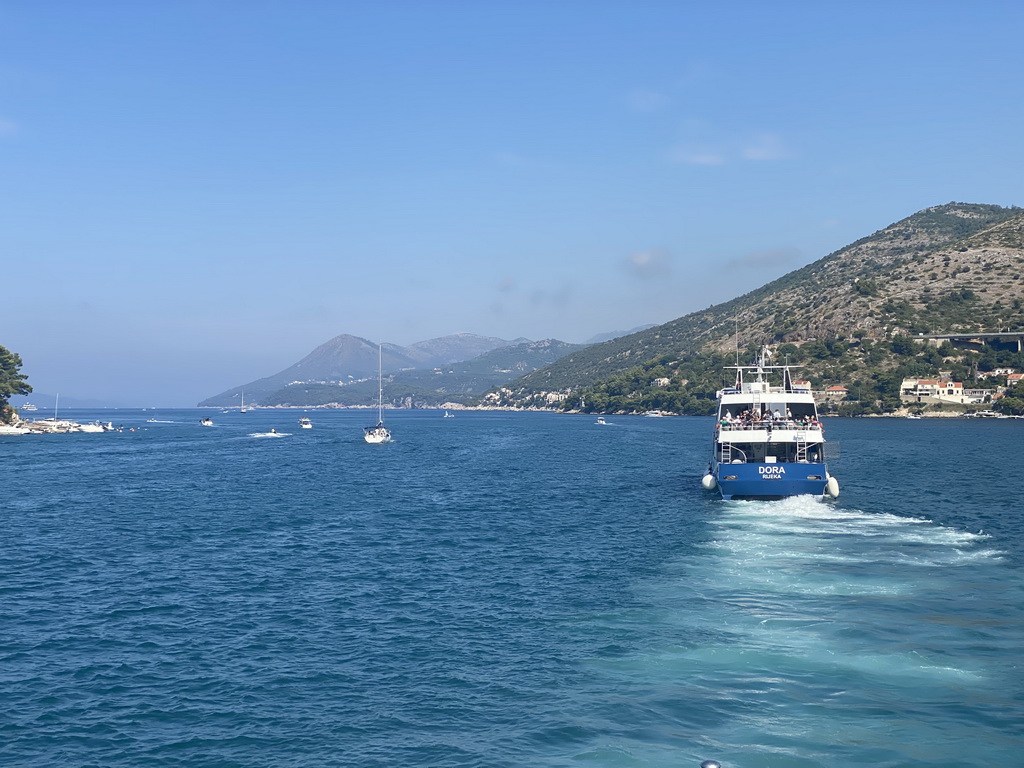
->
[917, 332, 1024, 352]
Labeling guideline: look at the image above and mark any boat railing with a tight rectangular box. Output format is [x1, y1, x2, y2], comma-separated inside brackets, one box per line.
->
[719, 444, 747, 463]
[717, 420, 822, 432]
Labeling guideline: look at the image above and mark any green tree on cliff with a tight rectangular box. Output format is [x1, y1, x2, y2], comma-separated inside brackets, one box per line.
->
[0, 345, 32, 423]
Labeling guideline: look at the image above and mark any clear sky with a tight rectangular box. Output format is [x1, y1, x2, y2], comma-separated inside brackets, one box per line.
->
[3, 0, 1022, 406]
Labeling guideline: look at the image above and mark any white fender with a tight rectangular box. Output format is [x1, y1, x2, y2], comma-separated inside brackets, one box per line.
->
[701, 473, 717, 491]
[824, 476, 840, 498]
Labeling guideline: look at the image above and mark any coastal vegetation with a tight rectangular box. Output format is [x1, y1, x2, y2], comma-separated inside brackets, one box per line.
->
[0, 345, 32, 423]
[539, 337, 1024, 416]
[996, 379, 1024, 415]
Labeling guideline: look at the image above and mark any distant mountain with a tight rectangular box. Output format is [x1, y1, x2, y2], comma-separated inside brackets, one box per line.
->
[407, 333, 531, 363]
[198, 333, 531, 407]
[257, 338, 584, 408]
[499, 202, 1024, 406]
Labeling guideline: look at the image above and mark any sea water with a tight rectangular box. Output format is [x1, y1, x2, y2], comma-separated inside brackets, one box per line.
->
[2, 411, 1022, 767]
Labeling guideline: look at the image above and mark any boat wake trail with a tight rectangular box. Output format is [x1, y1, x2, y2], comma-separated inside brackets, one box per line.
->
[583, 497, 1022, 766]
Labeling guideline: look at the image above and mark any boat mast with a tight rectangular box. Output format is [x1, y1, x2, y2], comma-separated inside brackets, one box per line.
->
[377, 344, 383, 423]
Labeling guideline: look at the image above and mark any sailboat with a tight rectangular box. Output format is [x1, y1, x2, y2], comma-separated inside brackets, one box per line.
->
[240, 390, 247, 413]
[363, 344, 392, 444]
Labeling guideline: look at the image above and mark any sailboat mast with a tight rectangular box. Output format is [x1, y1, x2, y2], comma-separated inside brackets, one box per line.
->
[378, 344, 383, 422]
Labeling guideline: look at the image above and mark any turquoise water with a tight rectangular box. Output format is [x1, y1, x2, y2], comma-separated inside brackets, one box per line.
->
[2, 411, 1022, 767]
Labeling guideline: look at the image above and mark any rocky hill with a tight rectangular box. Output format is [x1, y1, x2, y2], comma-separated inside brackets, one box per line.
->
[198, 332, 530, 407]
[487, 203, 1024, 414]
[505, 202, 1024, 398]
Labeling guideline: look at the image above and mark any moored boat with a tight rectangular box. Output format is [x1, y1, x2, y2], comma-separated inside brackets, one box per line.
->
[702, 346, 839, 500]
[964, 409, 1007, 418]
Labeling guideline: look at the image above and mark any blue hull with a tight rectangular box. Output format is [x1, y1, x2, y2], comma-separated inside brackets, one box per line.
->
[715, 462, 828, 500]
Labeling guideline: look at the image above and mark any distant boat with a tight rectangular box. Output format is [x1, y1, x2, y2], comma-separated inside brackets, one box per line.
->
[20, 403, 37, 411]
[964, 410, 1007, 418]
[200, 417, 214, 427]
[443, 410, 454, 418]
[906, 414, 922, 420]
[240, 390, 247, 413]
[596, 416, 607, 425]
[363, 344, 392, 444]
[299, 417, 312, 429]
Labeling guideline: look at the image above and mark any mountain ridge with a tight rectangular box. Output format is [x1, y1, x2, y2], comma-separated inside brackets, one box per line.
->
[198, 333, 531, 407]
[256, 338, 586, 409]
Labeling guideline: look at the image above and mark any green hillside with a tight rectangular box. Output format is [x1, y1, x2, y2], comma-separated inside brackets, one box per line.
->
[492, 203, 1024, 415]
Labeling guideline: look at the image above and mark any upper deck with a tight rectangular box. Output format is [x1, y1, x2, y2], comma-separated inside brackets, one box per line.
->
[716, 347, 820, 421]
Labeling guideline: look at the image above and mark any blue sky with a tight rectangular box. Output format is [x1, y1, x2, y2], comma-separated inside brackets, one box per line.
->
[3, 0, 1022, 406]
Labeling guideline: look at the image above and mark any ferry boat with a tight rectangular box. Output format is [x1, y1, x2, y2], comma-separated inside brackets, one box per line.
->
[702, 346, 839, 500]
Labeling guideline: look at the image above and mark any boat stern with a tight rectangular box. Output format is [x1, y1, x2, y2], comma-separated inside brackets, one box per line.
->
[715, 462, 829, 499]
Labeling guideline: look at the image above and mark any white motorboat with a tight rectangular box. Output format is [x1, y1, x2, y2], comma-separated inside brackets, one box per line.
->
[299, 417, 312, 429]
[200, 417, 214, 427]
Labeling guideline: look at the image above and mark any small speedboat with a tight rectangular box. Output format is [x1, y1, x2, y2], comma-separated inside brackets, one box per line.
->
[299, 417, 312, 429]
[200, 417, 214, 426]
[250, 428, 287, 438]
[596, 416, 607, 425]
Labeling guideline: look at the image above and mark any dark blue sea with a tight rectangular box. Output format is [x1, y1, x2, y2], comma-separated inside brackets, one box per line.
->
[3, 410, 1023, 767]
